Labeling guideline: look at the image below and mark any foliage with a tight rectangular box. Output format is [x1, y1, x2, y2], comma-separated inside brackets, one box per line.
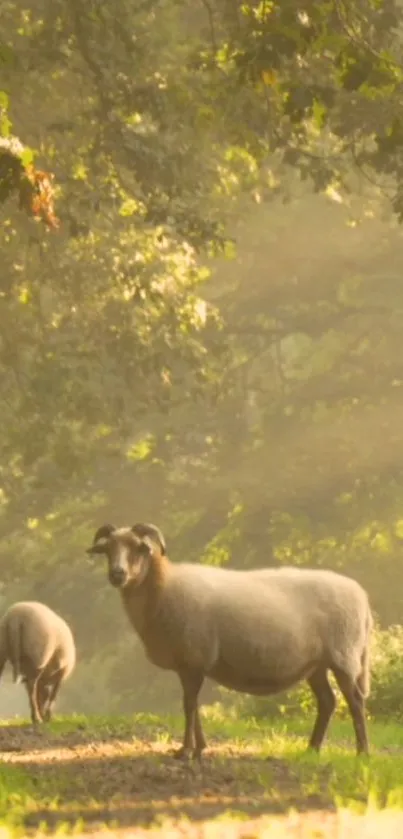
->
[0, 96, 59, 226]
[368, 624, 403, 719]
[2, 0, 403, 717]
[209, 0, 403, 216]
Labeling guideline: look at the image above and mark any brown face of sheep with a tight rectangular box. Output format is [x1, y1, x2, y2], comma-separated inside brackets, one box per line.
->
[86, 529, 153, 589]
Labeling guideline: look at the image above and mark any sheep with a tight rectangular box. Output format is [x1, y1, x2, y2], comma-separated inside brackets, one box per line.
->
[87, 523, 372, 759]
[0, 601, 76, 724]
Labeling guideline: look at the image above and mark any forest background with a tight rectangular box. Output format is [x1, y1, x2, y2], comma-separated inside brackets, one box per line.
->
[1, 0, 403, 722]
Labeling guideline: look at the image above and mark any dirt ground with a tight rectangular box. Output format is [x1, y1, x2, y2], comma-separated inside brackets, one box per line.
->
[0, 724, 401, 838]
[0, 723, 332, 832]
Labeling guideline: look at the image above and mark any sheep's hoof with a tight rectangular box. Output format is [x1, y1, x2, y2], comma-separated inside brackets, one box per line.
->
[172, 746, 205, 762]
[172, 746, 196, 761]
[172, 746, 190, 760]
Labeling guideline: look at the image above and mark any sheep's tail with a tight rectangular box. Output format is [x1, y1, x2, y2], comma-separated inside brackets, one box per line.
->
[356, 602, 373, 699]
[7, 617, 23, 684]
[0, 623, 7, 683]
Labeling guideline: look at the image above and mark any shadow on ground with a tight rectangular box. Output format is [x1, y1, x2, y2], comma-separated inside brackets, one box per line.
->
[0, 724, 336, 832]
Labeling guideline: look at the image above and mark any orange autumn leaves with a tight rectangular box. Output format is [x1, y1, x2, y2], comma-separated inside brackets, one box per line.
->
[0, 139, 59, 229]
[19, 164, 59, 229]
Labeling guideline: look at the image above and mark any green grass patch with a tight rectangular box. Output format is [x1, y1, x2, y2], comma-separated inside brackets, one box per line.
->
[0, 764, 37, 834]
[1, 711, 403, 835]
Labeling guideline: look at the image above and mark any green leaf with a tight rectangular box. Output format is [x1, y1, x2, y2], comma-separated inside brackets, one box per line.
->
[312, 98, 327, 130]
[20, 147, 34, 166]
[0, 90, 9, 110]
[0, 90, 11, 137]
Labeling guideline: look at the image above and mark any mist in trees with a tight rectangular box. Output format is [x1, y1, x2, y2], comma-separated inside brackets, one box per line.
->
[1, 0, 403, 718]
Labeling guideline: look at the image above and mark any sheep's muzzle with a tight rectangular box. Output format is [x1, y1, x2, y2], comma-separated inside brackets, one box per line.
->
[108, 568, 127, 588]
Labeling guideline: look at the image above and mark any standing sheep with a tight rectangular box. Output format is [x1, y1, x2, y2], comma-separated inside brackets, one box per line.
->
[87, 523, 372, 758]
[0, 601, 76, 724]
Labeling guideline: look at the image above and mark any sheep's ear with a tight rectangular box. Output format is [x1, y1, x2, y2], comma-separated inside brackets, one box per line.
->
[86, 523, 116, 556]
[86, 538, 108, 556]
[138, 537, 153, 558]
[131, 523, 166, 555]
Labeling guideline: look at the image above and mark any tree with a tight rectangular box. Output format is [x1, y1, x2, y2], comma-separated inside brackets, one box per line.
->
[2, 0, 403, 715]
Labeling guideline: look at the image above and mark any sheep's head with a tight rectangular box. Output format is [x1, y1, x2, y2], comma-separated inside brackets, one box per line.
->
[86, 523, 165, 589]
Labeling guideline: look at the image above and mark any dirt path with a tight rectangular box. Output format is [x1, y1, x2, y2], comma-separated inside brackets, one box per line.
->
[0, 725, 399, 837]
[0, 724, 331, 831]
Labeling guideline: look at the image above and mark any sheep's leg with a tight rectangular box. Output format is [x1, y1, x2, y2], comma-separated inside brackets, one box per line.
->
[36, 679, 49, 720]
[41, 670, 64, 722]
[194, 707, 207, 755]
[307, 668, 336, 751]
[174, 670, 204, 760]
[25, 676, 42, 725]
[0, 652, 7, 683]
[332, 667, 369, 756]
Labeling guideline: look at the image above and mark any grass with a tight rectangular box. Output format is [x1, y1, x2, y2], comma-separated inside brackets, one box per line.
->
[1, 710, 403, 836]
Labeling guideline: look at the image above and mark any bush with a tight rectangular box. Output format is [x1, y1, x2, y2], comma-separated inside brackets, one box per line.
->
[368, 623, 403, 720]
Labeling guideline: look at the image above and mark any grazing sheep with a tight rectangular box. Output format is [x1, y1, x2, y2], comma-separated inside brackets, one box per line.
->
[0, 601, 76, 724]
[87, 523, 372, 759]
